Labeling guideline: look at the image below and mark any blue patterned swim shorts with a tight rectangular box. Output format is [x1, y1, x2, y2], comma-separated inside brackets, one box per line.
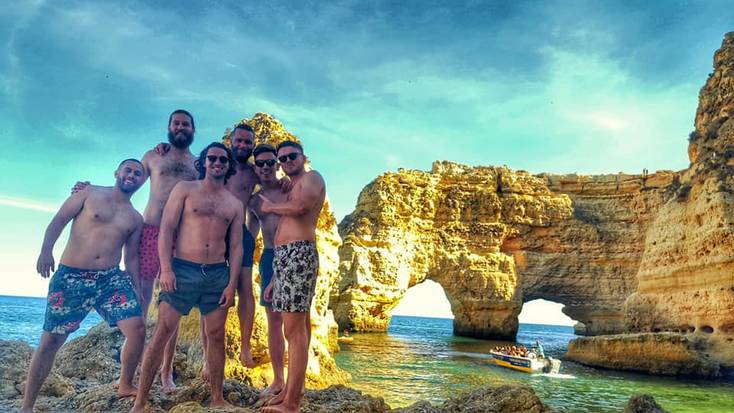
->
[43, 265, 142, 335]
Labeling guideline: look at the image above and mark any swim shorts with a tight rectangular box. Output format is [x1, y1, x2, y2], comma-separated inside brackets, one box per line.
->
[259, 248, 275, 307]
[242, 227, 256, 267]
[272, 240, 319, 313]
[158, 258, 230, 316]
[44, 265, 142, 335]
[140, 224, 175, 280]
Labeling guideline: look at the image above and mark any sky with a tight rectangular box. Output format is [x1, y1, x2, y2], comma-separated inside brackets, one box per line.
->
[2, 0, 733, 324]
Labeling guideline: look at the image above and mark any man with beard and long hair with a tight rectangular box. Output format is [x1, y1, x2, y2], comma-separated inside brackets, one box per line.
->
[22, 160, 148, 413]
[131, 143, 243, 413]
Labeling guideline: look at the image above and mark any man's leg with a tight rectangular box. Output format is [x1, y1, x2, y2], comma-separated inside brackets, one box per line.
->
[139, 278, 155, 319]
[263, 308, 285, 395]
[203, 307, 232, 408]
[21, 332, 68, 413]
[160, 323, 179, 393]
[130, 303, 181, 413]
[115, 316, 146, 397]
[262, 312, 309, 413]
[237, 266, 255, 367]
[199, 316, 210, 381]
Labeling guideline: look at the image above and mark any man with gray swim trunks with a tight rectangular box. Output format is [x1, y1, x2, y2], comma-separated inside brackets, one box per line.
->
[260, 140, 325, 413]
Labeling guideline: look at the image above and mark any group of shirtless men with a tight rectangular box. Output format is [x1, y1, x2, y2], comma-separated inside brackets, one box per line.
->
[21, 109, 325, 413]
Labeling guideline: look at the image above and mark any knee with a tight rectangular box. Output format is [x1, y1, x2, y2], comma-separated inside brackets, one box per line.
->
[205, 326, 225, 343]
[127, 321, 146, 342]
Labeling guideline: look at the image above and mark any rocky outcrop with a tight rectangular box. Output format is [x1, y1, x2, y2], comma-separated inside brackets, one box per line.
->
[565, 333, 721, 377]
[331, 32, 734, 377]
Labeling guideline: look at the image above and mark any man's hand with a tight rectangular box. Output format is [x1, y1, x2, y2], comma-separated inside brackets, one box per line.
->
[259, 194, 275, 213]
[36, 250, 55, 278]
[278, 177, 294, 193]
[160, 269, 176, 292]
[71, 181, 90, 194]
[219, 286, 235, 308]
[154, 142, 171, 155]
[263, 282, 273, 303]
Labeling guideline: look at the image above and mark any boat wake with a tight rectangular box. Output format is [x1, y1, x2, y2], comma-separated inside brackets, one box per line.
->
[538, 372, 576, 379]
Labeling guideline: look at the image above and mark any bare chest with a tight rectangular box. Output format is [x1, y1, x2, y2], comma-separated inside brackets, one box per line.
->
[226, 169, 258, 202]
[79, 199, 136, 234]
[155, 158, 197, 181]
[186, 195, 235, 224]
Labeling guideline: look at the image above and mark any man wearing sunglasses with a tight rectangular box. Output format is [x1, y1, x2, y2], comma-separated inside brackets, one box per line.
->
[247, 144, 288, 400]
[259, 140, 325, 413]
[132, 142, 244, 413]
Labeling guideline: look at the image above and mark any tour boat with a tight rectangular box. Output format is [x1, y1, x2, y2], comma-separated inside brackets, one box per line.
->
[488, 351, 559, 374]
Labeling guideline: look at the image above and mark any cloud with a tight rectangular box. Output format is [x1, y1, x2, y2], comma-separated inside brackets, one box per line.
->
[0, 196, 56, 213]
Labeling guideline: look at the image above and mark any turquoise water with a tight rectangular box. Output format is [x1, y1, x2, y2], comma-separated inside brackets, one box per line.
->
[335, 315, 734, 412]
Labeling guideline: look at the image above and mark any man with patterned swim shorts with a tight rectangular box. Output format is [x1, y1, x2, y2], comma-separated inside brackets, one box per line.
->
[259, 140, 325, 413]
[21, 160, 148, 413]
[248, 144, 288, 399]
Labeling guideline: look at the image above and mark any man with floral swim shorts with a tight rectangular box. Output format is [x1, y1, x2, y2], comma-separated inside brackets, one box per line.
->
[259, 140, 326, 413]
[21, 159, 148, 413]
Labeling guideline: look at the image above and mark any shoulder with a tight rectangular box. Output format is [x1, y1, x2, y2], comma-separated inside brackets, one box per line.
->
[173, 180, 197, 194]
[86, 186, 113, 199]
[305, 170, 325, 186]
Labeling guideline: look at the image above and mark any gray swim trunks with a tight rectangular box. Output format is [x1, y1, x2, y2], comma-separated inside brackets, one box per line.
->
[158, 258, 229, 316]
[272, 240, 319, 313]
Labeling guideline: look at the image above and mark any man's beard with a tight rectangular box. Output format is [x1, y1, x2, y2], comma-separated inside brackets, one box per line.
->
[116, 177, 138, 194]
[168, 130, 194, 149]
[232, 147, 252, 163]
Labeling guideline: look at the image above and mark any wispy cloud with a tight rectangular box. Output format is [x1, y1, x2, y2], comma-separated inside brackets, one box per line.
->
[0, 196, 56, 213]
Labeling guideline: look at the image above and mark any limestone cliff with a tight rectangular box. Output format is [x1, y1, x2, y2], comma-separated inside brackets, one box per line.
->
[332, 32, 734, 375]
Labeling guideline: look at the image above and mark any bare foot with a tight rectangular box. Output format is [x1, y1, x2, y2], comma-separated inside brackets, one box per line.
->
[264, 389, 285, 406]
[260, 382, 283, 398]
[161, 371, 176, 394]
[240, 346, 256, 368]
[200, 361, 211, 382]
[117, 384, 139, 398]
[129, 404, 145, 413]
[259, 403, 300, 413]
[210, 399, 234, 409]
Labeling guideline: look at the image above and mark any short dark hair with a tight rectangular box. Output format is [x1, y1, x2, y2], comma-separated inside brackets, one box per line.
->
[253, 144, 277, 159]
[168, 109, 195, 130]
[276, 140, 303, 154]
[117, 158, 143, 169]
[194, 142, 236, 183]
[234, 123, 255, 135]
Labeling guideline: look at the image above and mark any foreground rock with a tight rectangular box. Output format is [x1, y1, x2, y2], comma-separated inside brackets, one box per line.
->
[624, 394, 669, 413]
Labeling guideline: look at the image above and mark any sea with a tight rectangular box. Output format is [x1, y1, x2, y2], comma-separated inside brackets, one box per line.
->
[3, 295, 734, 412]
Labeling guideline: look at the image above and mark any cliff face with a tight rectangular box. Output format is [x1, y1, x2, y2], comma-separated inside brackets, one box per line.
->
[332, 164, 675, 339]
[331, 32, 734, 376]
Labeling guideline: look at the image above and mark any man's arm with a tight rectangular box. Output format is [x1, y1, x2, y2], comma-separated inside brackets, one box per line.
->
[37, 189, 89, 277]
[246, 196, 261, 239]
[260, 172, 324, 216]
[124, 216, 144, 298]
[220, 206, 244, 308]
[158, 182, 187, 292]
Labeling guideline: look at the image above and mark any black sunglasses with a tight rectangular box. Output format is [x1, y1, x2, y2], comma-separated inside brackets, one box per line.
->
[278, 152, 300, 163]
[255, 159, 277, 168]
[206, 155, 230, 164]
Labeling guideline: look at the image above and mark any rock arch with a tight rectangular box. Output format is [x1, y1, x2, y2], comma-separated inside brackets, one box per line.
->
[331, 163, 676, 340]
